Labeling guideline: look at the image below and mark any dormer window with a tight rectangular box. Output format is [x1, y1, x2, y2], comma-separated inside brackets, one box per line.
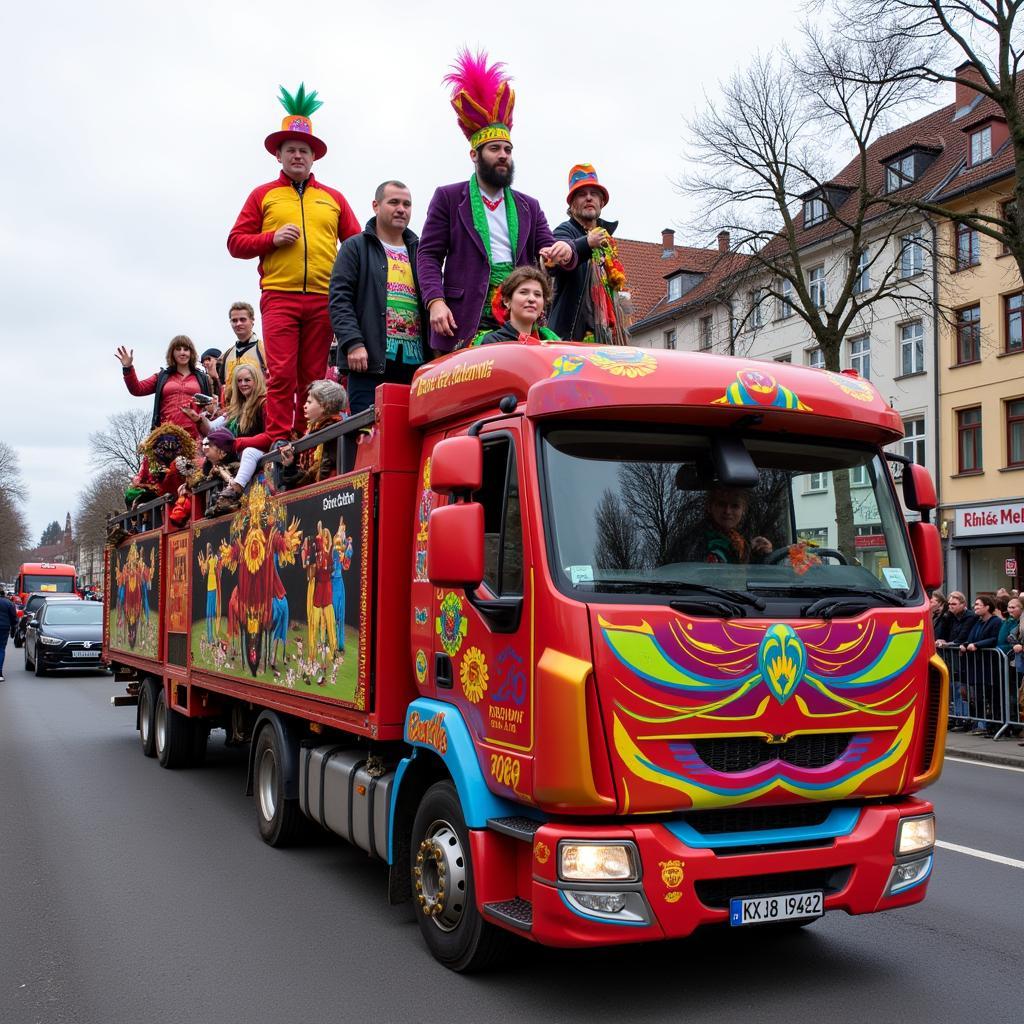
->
[804, 196, 829, 226]
[886, 154, 917, 192]
[667, 274, 683, 301]
[970, 125, 992, 165]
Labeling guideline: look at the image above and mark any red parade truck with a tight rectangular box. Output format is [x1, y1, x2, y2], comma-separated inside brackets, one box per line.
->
[104, 342, 947, 971]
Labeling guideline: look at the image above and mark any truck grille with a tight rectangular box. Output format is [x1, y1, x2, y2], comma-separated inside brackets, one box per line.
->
[695, 867, 852, 909]
[692, 733, 853, 774]
[681, 803, 835, 837]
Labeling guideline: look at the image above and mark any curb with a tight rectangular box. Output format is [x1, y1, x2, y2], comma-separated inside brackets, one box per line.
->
[945, 745, 1024, 770]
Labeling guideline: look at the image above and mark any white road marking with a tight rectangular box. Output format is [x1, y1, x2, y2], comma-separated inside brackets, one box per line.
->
[935, 840, 1024, 871]
[944, 756, 1024, 774]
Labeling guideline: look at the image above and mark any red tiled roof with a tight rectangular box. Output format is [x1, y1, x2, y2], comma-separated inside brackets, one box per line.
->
[615, 237, 725, 322]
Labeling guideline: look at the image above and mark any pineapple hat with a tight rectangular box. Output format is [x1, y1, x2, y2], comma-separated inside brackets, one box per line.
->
[264, 83, 327, 160]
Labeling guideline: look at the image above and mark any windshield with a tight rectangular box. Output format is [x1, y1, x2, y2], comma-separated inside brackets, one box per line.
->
[540, 426, 918, 611]
[24, 574, 75, 593]
[44, 603, 102, 625]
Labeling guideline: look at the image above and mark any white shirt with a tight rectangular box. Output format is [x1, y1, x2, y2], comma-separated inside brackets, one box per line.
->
[480, 187, 513, 264]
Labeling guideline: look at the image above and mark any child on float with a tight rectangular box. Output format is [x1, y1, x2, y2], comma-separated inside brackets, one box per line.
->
[182, 362, 270, 513]
[278, 380, 349, 490]
[468, 266, 559, 346]
[196, 429, 242, 517]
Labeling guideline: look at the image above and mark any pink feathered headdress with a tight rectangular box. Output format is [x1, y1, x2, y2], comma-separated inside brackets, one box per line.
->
[443, 48, 515, 149]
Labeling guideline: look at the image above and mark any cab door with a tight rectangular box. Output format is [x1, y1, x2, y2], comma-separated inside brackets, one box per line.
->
[434, 424, 535, 800]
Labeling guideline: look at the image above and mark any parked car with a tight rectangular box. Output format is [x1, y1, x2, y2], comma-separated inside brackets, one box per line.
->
[23, 599, 105, 676]
[13, 593, 80, 647]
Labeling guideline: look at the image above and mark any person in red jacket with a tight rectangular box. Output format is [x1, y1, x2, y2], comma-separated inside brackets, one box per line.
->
[115, 336, 214, 439]
[227, 84, 360, 440]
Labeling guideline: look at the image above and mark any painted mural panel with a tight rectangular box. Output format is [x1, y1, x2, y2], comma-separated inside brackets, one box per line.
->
[107, 534, 161, 659]
[189, 473, 371, 710]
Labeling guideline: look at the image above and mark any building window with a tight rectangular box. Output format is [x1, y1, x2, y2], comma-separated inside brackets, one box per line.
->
[798, 526, 829, 546]
[775, 353, 792, 363]
[956, 305, 981, 364]
[849, 335, 871, 379]
[777, 278, 794, 319]
[1007, 399, 1024, 467]
[899, 232, 924, 278]
[957, 406, 983, 473]
[667, 275, 683, 302]
[805, 472, 828, 492]
[804, 196, 828, 225]
[852, 248, 870, 295]
[902, 417, 926, 467]
[1005, 293, 1023, 354]
[970, 125, 992, 165]
[698, 315, 713, 351]
[663, 328, 677, 350]
[900, 321, 924, 376]
[956, 223, 980, 270]
[751, 288, 768, 328]
[809, 265, 826, 309]
[806, 347, 825, 369]
[850, 464, 869, 486]
[886, 153, 916, 192]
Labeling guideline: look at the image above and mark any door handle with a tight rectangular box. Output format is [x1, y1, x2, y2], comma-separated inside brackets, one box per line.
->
[435, 652, 454, 689]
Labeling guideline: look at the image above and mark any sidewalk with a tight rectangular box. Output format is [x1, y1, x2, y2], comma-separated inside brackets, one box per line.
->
[945, 729, 1024, 769]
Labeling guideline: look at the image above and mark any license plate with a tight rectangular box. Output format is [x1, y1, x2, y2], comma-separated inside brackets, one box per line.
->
[72, 650, 100, 658]
[729, 890, 823, 926]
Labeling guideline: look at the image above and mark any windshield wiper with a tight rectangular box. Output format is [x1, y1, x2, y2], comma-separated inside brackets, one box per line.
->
[803, 587, 908, 619]
[581, 579, 766, 612]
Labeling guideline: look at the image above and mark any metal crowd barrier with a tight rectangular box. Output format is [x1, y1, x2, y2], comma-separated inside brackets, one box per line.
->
[936, 645, 1020, 739]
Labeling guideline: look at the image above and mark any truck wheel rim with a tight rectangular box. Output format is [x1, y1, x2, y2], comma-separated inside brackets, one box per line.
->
[257, 748, 278, 822]
[414, 820, 467, 932]
[155, 699, 166, 753]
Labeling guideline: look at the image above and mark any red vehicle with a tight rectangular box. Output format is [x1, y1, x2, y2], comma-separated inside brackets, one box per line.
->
[105, 344, 947, 971]
[16, 562, 79, 612]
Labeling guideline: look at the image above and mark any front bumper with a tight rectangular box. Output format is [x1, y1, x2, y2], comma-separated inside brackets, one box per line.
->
[483, 798, 935, 948]
[37, 648, 106, 671]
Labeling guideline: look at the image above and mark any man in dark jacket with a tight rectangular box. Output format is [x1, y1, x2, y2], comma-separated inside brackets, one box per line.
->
[548, 164, 619, 341]
[0, 591, 18, 681]
[938, 590, 977, 730]
[329, 181, 428, 415]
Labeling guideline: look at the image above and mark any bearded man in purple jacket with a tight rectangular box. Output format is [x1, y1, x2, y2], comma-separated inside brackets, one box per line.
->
[417, 50, 575, 353]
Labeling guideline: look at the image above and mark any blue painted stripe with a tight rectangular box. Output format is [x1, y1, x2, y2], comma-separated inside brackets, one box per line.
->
[664, 806, 860, 849]
[557, 889, 649, 927]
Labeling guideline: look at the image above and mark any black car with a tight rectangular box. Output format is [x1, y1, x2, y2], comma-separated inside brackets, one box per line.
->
[23, 600, 105, 676]
[12, 593, 80, 647]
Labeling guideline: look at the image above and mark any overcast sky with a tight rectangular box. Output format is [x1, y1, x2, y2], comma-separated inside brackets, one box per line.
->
[3, 0, 816, 540]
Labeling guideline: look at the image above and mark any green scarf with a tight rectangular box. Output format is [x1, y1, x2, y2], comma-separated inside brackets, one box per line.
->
[469, 175, 519, 286]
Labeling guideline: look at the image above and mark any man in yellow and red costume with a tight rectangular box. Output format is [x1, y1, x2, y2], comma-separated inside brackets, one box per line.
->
[228, 84, 360, 439]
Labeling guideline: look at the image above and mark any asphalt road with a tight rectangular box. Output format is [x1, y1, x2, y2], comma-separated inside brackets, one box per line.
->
[1, 647, 1022, 1024]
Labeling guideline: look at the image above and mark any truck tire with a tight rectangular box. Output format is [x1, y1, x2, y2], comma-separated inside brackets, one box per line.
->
[155, 687, 193, 769]
[138, 678, 159, 758]
[410, 780, 511, 972]
[253, 724, 304, 847]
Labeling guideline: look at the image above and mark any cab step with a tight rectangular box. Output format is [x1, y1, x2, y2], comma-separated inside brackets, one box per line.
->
[487, 816, 542, 841]
[483, 897, 533, 931]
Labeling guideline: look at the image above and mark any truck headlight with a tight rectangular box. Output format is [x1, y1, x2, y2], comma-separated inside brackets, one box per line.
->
[39, 635, 63, 646]
[896, 815, 935, 856]
[558, 842, 638, 882]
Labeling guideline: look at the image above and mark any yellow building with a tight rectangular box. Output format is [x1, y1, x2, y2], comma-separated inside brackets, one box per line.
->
[936, 99, 1024, 593]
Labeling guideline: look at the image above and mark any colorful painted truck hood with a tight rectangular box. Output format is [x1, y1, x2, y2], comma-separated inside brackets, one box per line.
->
[590, 607, 930, 813]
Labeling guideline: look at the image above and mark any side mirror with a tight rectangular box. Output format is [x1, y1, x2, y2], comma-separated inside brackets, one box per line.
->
[902, 463, 937, 520]
[428, 503, 484, 588]
[430, 436, 483, 496]
[908, 521, 942, 592]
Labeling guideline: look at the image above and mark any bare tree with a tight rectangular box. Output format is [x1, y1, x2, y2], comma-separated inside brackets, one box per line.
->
[88, 409, 150, 477]
[829, 0, 1024, 282]
[0, 442, 30, 580]
[74, 467, 130, 585]
[680, 34, 936, 555]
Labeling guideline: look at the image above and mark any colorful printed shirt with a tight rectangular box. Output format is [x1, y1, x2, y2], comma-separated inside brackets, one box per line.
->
[383, 243, 424, 365]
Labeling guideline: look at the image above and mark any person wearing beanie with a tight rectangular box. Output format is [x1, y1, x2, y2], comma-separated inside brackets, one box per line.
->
[228, 84, 360, 441]
[417, 50, 576, 353]
[278, 380, 348, 490]
[547, 164, 623, 341]
[202, 428, 242, 517]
